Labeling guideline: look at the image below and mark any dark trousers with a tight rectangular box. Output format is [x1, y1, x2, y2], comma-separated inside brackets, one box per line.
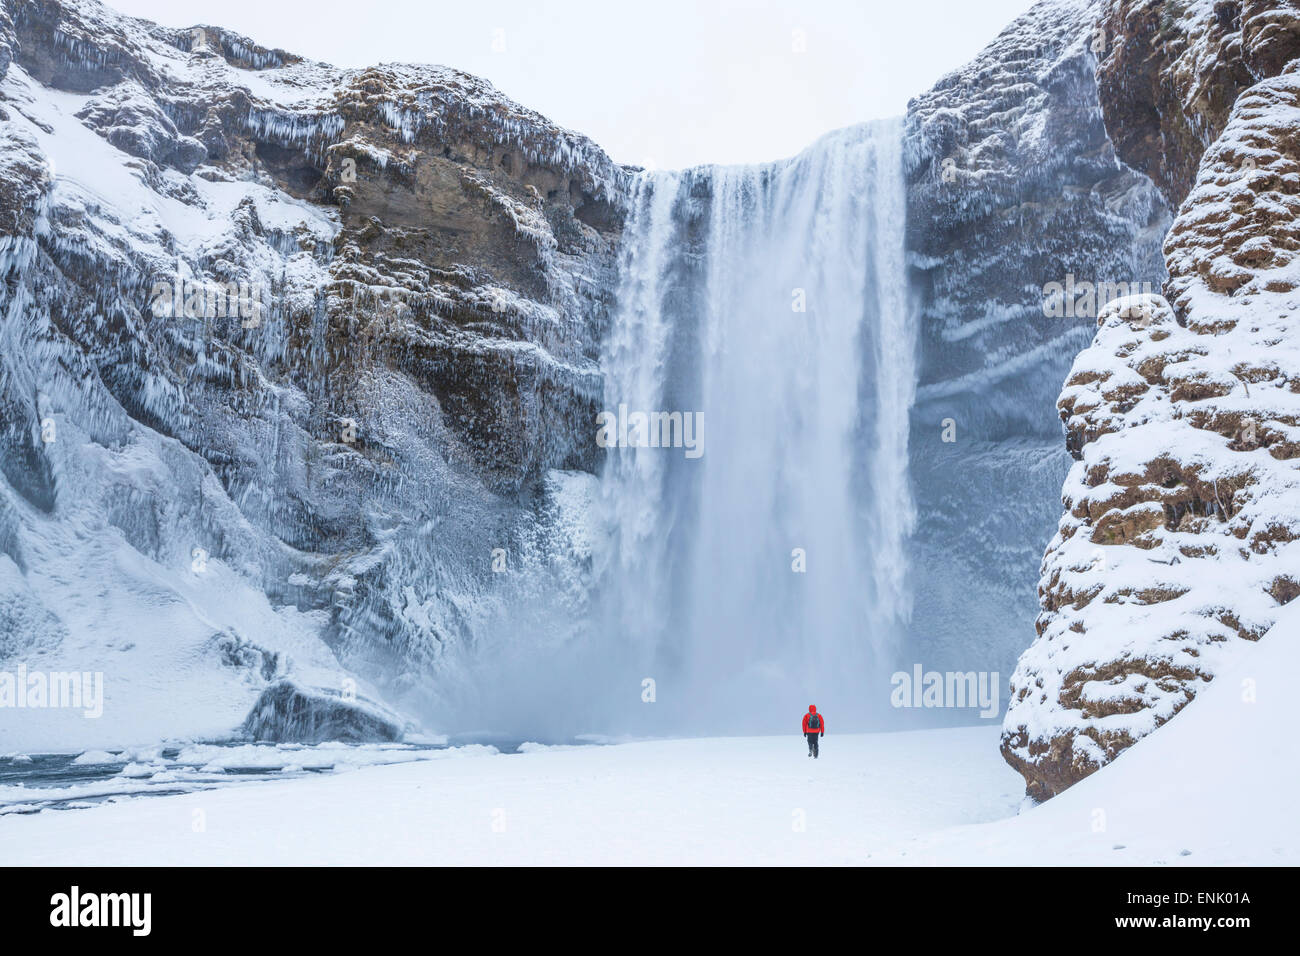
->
[805, 732, 820, 757]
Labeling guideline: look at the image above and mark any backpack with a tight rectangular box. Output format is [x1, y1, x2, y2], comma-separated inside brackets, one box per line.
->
[808, 713, 820, 730]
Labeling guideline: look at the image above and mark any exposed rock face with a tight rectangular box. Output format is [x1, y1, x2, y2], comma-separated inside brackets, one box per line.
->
[242, 678, 404, 743]
[0, 0, 622, 743]
[1096, 0, 1300, 210]
[1004, 4, 1300, 799]
[903, 0, 1171, 682]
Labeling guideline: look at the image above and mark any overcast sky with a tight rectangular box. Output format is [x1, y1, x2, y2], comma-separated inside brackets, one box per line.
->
[109, 0, 1038, 169]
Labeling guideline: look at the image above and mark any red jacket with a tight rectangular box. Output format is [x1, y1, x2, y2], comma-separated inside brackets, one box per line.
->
[802, 706, 825, 734]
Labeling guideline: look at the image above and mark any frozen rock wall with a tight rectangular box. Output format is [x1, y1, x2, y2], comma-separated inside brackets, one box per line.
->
[0, 0, 623, 747]
[903, 0, 1171, 691]
[1004, 0, 1300, 799]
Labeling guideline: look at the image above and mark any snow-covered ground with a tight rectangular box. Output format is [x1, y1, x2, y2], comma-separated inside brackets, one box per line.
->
[881, 603, 1300, 866]
[2, 608, 1293, 865]
[3, 602, 1293, 866]
[2, 726, 1019, 865]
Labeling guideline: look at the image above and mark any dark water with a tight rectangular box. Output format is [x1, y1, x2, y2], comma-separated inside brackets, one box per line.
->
[0, 736, 596, 815]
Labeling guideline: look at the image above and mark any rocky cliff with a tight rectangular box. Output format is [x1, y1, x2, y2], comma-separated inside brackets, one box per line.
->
[0, 0, 624, 746]
[903, 0, 1171, 690]
[1003, 0, 1300, 800]
[4, 0, 1294, 767]
[1096, 0, 1300, 208]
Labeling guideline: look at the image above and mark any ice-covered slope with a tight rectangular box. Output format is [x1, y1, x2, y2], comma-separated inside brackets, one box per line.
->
[1004, 0, 1300, 798]
[0, 0, 624, 749]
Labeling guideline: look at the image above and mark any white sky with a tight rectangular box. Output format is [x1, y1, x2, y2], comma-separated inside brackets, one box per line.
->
[108, 0, 1038, 169]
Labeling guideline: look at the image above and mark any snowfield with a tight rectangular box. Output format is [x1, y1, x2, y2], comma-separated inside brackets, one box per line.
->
[3, 726, 1021, 865]
[879, 603, 1300, 865]
[4, 608, 1295, 866]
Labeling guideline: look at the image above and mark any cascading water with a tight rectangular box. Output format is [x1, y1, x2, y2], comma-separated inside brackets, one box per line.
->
[595, 119, 918, 734]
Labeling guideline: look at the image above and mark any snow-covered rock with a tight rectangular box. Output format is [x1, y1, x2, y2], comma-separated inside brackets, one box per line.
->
[0, 0, 624, 749]
[241, 678, 405, 744]
[1004, 39, 1300, 798]
[1096, 0, 1300, 209]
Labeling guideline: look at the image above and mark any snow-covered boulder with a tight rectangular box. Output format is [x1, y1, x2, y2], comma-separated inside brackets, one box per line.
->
[241, 679, 404, 744]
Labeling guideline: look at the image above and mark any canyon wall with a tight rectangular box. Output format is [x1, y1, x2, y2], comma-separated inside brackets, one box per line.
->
[903, 0, 1170, 695]
[1003, 0, 1300, 799]
[0, 0, 624, 746]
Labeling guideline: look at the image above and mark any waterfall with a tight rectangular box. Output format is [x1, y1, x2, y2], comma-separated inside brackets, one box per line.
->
[595, 119, 918, 734]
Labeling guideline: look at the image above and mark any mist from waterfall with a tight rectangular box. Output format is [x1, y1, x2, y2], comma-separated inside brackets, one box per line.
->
[593, 119, 918, 735]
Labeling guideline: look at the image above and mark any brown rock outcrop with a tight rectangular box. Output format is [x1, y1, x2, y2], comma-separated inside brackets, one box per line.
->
[1004, 17, 1300, 798]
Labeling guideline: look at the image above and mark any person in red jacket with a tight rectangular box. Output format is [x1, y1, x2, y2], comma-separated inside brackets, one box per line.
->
[802, 705, 825, 758]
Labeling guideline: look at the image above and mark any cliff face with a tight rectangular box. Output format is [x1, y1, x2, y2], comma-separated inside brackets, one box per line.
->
[1096, 0, 1300, 209]
[4, 0, 1293, 765]
[0, 0, 623, 745]
[1004, 0, 1300, 800]
[902, 0, 1171, 686]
